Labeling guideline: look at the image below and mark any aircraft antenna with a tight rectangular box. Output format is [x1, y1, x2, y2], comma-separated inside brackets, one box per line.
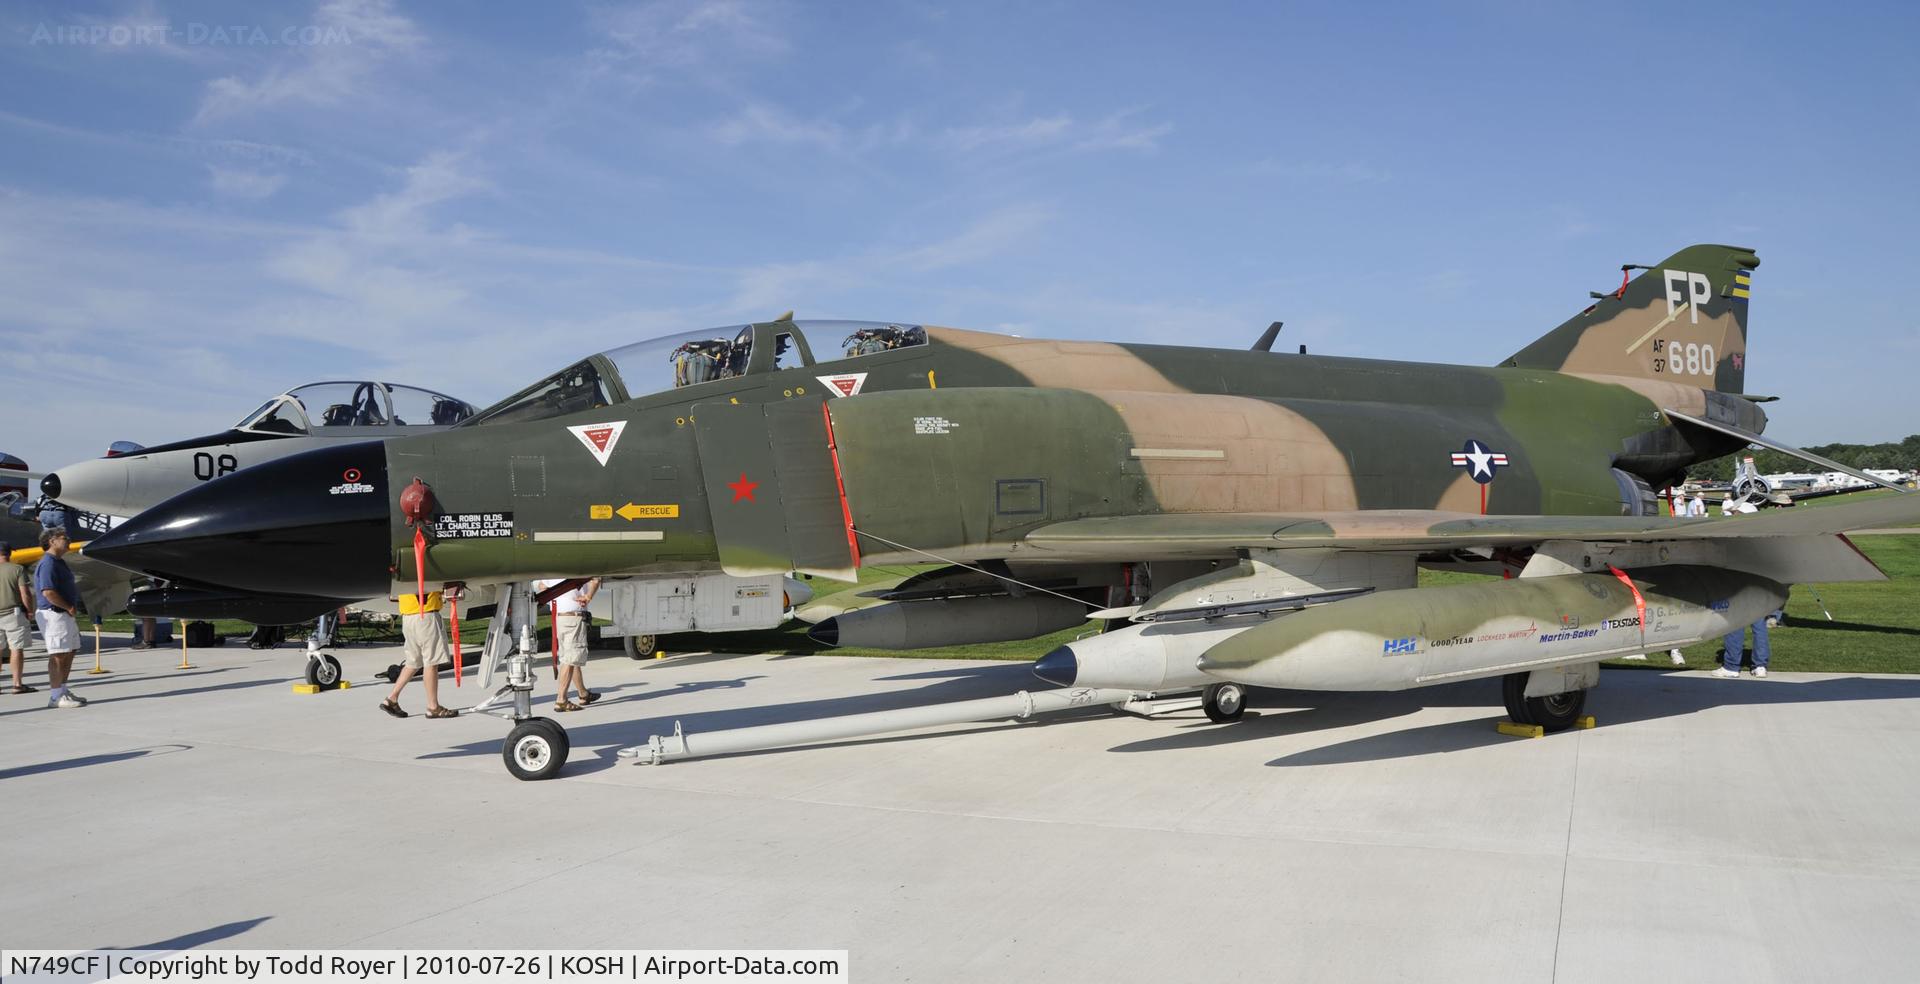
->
[1251, 321, 1283, 351]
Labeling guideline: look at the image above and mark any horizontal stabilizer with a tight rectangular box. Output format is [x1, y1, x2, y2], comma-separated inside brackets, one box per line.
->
[1664, 408, 1912, 493]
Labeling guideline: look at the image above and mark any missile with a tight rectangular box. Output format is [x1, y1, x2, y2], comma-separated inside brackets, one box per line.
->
[809, 594, 1092, 650]
[1031, 619, 1245, 690]
[83, 441, 391, 600]
[1197, 566, 1785, 691]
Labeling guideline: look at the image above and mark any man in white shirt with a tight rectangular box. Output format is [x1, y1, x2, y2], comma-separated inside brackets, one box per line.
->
[537, 577, 601, 711]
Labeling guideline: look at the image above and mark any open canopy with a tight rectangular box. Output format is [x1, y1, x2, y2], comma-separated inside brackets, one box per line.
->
[235, 382, 476, 435]
[465, 320, 928, 427]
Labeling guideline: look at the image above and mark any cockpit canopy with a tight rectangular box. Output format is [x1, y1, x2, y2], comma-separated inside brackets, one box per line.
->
[465, 320, 929, 427]
[235, 382, 475, 436]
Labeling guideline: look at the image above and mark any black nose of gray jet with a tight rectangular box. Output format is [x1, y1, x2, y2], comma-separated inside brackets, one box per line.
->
[1032, 644, 1079, 687]
[85, 441, 392, 600]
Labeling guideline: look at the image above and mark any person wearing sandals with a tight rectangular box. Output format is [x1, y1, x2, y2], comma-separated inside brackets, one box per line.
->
[1, 541, 37, 695]
[379, 584, 462, 719]
[32, 528, 85, 708]
[537, 576, 601, 712]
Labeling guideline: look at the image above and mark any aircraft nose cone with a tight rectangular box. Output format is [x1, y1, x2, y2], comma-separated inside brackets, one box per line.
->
[85, 441, 392, 600]
[807, 617, 840, 647]
[41, 457, 130, 515]
[1032, 644, 1079, 687]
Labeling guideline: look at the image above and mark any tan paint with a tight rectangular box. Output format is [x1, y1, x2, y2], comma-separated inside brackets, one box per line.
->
[1566, 373, 1710, 418]
[1435, 472, 1488, 514]
[1557, 298, 1744, 384]
[932, 329, 1193, 393]
[1095, 392, 1359, 513]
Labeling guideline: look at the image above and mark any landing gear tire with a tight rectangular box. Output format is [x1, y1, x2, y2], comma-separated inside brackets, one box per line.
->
[1202, 682, 1247, 723]
[304, 654, 342, 688]
[625, 634, 658, 660]
[503, 718, 569, 781]
[1501, 672, 1585, 732]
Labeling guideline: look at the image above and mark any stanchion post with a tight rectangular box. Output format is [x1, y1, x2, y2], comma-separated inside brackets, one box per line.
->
[88, 621, 108, 674]
[177, 619, 195, 669]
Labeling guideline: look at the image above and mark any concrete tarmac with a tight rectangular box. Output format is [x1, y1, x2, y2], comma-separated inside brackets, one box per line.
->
[3, 636, 1919, 982]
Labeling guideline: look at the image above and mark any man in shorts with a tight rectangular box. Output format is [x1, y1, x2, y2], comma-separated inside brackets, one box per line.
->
[537, 577, 601, 711]
[32, 528, 85, 708]
[1, 541, 38, 694]
[379, 585, 461, 719]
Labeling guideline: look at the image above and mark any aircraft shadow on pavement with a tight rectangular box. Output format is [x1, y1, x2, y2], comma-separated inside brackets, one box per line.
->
[124, 916, 272, 950]
[0, 743, 191, 781]
[1249, 673, 1920, 768]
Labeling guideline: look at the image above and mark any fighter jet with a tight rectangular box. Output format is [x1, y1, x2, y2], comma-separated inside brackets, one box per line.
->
[2, 458, 134, 621]
[42, 380, 476, 517]
[85, 244, 1920, 778]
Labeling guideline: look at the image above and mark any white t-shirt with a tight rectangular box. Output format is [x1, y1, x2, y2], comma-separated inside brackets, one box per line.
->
[1687, 497, 1707, 517]
[536, 579, 590, 614]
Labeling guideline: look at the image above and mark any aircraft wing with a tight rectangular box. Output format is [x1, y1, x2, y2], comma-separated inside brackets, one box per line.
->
[1021, 491, 1920, 557]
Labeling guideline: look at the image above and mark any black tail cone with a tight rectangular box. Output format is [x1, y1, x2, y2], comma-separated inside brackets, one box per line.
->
[85, 440, 393, 600]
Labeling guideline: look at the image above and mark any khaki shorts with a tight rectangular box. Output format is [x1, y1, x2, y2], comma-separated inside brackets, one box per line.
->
[401, 612, 448, 670]
[36, 609, 79, 654]
[0, 608, 30, 652]
[556, 615, 589, 667]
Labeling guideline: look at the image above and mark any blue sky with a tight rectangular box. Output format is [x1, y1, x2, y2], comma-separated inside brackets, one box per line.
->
[2, 0, 1916, 471]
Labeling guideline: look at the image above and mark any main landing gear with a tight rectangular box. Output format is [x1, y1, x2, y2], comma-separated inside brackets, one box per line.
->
[1500, 671, 1586, 732]
[466, 583, 569, 780]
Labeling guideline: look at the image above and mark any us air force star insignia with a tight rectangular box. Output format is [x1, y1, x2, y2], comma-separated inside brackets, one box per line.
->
[816, 372, 868, 398]
[1449, 439, 1509, 484]
[567, 420, 627, 466]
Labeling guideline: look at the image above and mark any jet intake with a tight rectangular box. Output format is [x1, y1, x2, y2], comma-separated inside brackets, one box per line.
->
[809, 594, 1093, 650]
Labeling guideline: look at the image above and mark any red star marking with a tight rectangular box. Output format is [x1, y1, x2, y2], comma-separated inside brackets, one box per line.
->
[728, 473, 759, 502]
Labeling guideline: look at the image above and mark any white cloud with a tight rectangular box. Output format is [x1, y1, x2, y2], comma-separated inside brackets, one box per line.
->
[937, 110, 1169, 155]
[1247, 159, 1393, 183]
[194, 0, 424, 122]
[207, 166, 288, 199]
[587, 0, 788, 83]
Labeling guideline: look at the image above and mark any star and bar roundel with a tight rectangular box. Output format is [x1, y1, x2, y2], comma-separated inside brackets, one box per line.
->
[1449, 439, 1510, 485]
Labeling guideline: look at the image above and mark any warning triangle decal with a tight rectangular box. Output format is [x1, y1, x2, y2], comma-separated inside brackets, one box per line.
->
[816, 372, 868, 398]
[567, 420, 628, 466]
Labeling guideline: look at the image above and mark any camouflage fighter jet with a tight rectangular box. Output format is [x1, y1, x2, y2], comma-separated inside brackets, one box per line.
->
[84, 244, 1920, 778]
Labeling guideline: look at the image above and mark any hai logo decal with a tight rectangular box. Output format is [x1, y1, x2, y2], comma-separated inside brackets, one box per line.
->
[1449, 439, 1509, 484]
[816, 372, 869, 398]
[567, 421, 627, 467]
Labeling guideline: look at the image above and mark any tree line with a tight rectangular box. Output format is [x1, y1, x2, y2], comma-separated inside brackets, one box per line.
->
[1690, 434, 1920, 481]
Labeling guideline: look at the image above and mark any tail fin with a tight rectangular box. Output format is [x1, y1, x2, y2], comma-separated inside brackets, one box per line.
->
[1502, 244, 1759, 393]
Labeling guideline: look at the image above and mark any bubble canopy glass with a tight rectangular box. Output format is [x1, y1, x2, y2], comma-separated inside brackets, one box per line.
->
[465, 321, 927, 427]
[234, 382, 475, 435]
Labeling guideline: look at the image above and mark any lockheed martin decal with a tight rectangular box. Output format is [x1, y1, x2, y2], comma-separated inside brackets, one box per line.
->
[568, 420, 628, 466]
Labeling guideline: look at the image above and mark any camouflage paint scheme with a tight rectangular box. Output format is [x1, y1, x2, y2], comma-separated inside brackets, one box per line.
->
[375, 244, 1762, 587]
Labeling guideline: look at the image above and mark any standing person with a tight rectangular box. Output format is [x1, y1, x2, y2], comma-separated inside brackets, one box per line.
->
[1687, 493, 1708, 518]
[1, 541, 37, 694]
[32, 528, 85, 707]
[1713, 617, 1771, 679]
[538, 577, 601, 711]
[379, 585, 461, 719]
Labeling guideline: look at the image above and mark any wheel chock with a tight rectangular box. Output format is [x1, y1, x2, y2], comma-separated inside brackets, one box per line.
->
[1496, 721, 1544, 738]
[1574, 715, 1597, 729]
[291, 680, 352, 695]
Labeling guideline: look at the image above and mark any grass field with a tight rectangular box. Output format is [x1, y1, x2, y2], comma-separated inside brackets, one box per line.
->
[86, 535, 1920, 675]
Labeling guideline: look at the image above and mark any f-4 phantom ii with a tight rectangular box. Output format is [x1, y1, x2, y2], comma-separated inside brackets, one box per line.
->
[87, 243, 1920, 777]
